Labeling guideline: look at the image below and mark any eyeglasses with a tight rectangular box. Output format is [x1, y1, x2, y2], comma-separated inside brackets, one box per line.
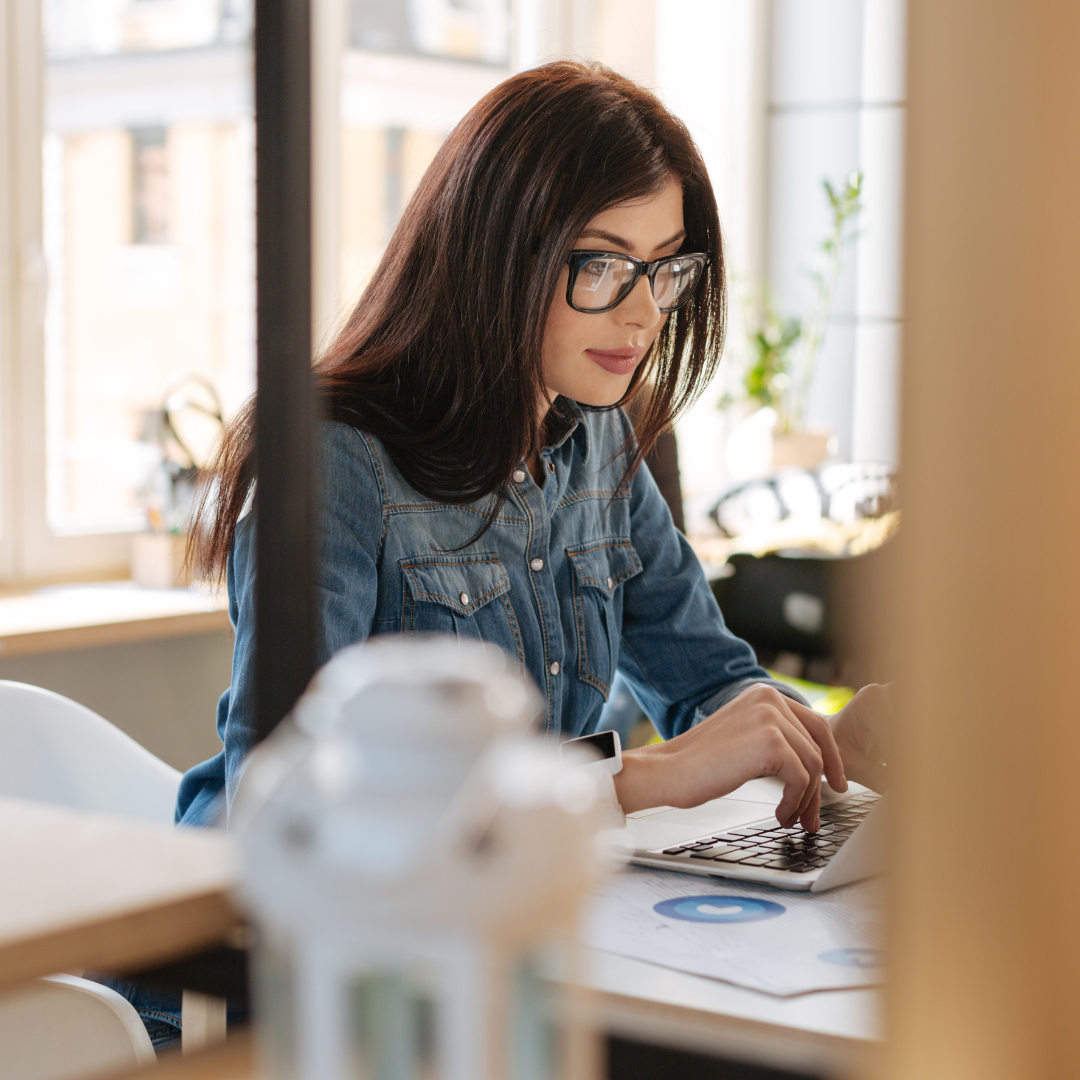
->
[565, 250, 708, 314]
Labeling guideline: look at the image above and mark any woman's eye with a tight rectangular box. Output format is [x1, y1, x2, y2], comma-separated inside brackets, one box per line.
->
[582, 259, 612, 279]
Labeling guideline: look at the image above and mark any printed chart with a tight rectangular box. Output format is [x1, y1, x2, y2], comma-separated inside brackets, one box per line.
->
[582, 867, 885, 996]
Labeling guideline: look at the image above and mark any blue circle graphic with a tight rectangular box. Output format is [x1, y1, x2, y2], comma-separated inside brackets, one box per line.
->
[818, 948, 885, 968]
[654, 895, 786, 923]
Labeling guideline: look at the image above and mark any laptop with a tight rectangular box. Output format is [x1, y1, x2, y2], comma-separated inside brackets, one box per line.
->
[614, 775, 885, 892]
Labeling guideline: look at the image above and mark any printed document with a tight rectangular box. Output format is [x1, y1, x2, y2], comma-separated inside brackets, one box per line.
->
[582, 866, 885, 997]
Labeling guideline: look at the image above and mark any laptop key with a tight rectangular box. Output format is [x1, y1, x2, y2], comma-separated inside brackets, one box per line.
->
[765, 856, 812, 870]
[661, 847, 688, 855]
[737, 855, 773, 866]
[690, 844, 742, 859]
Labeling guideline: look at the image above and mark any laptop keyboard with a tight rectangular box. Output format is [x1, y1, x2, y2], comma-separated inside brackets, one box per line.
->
[653, 791, 881, 874]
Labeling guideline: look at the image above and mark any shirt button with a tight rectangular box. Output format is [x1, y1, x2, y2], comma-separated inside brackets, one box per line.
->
[459, 591, 469, 605]
[530, 557, 544, 572]
[512, 468, 527, 483]
[549, 661, 560, 676]
[606, 576, 613, 590]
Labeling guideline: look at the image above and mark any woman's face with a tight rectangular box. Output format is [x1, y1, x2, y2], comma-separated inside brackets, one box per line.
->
[541, 177, 684, 410]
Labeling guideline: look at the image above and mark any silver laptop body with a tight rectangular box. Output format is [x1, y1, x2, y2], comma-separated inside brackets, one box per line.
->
[617, 776, 885, 892]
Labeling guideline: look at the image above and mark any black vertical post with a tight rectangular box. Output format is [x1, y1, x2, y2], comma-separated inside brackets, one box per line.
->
[253, 0, 318, 742]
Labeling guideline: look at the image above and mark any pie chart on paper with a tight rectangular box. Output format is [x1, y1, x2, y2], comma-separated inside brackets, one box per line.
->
[818, 948, 884, 968]
[653, 895, 786, 923]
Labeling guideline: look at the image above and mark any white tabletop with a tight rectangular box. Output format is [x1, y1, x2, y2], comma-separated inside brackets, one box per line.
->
[587, 948, 880, 1075]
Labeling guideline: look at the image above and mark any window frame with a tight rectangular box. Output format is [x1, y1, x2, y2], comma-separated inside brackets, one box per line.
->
[1, 0, 137, 583]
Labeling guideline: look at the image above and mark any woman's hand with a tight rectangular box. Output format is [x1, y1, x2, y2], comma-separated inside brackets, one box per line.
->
[612, 682, 847, 830]
[828, 683, 892, 793]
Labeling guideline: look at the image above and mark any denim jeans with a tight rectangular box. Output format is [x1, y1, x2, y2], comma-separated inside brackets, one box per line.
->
[93, 974, 182, 1053]
[91, 974, 249, 1054]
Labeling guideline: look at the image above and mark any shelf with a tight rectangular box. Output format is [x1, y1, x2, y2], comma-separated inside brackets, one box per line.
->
[0, 582, 230, 658]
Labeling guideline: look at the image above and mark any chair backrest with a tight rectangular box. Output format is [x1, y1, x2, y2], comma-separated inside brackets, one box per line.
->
[0, 975, 157, 1080]
[0, 680, 181, 825]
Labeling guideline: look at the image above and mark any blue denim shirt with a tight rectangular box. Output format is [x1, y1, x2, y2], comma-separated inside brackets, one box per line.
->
[176, 400, 790, 827]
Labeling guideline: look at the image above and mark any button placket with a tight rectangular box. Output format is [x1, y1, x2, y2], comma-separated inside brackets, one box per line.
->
[515, 458, 565, 733]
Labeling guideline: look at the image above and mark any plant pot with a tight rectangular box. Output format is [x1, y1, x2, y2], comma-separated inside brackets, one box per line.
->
[773, 430, 836, 471]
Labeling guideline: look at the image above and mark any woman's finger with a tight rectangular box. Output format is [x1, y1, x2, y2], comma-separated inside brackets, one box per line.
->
[770, 741, 813, 827]
[783, 696, 848, 793]
[767, 707, 827, 828]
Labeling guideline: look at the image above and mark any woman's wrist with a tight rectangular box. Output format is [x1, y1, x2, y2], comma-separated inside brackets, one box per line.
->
[612, 744, 677, 815]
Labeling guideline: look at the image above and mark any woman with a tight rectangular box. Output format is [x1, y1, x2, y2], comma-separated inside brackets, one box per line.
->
[177, 60, 885, 838]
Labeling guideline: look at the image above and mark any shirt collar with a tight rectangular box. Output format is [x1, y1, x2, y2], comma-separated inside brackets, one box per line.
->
[546, 398, 591, 463]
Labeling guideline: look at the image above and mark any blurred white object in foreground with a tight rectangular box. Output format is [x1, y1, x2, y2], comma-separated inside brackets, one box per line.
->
[233, 637, 607, 1080]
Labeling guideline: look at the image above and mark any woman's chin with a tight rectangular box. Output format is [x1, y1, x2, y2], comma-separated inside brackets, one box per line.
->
[562, 381, 633, 409]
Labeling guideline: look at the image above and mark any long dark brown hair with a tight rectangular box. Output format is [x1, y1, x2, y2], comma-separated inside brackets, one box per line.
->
[191, 60, 726, 579]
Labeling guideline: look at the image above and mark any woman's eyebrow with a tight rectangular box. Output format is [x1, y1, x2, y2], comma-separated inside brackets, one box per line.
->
[578, 228, 687, 253]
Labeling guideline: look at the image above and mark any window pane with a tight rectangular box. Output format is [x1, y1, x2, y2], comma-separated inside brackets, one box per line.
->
[43, 0, 254, 535]
[349, 0, 510, 65]
[339, 0, 511, 313]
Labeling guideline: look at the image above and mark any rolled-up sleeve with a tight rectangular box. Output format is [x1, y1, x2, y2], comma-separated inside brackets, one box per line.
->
[615, 456, 807, 740]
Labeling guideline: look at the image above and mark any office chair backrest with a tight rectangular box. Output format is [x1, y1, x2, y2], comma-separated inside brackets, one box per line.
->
[0, 680, 181, 825]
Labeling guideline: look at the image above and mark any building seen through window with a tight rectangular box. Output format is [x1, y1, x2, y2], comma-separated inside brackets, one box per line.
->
[131, 126, 169, 245]
[41, 0, 508, 539]
[350, 0, 510, 65]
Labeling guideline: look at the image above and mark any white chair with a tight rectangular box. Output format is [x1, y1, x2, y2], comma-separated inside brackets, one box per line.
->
[0, 975, 156, 1080]
[0, 680, 181, 824]
[0, 680, 224, 1075]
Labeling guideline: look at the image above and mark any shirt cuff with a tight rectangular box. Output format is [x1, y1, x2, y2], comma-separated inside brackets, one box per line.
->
[691, 677, 812, 727]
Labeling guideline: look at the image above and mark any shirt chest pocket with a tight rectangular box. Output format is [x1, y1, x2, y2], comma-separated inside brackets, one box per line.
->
[566, 539, 642, 699]
[400, 553, 525, 668]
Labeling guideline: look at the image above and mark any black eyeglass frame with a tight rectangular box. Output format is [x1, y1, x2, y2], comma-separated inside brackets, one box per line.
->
[564, 250, 709, 314]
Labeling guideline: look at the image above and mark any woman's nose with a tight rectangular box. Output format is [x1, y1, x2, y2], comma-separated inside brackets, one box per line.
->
[617, 273, 664, 329]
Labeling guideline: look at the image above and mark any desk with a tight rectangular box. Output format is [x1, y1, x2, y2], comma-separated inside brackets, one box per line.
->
[0, 796, 878, 1079]
[590, 951, 878, 1078]
[0, 797, 238, 992]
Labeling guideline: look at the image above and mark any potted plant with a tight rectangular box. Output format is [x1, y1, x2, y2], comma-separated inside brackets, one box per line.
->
[723, 173, 863, 474]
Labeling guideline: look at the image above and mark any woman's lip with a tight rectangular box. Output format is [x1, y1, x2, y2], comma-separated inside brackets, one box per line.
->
[585, 347, 645, 375]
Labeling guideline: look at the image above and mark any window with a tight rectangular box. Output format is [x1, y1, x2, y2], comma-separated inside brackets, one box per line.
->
[1, 0, 515, 582]
[131, 126, 169, 245]
[7, 0, 882, 583]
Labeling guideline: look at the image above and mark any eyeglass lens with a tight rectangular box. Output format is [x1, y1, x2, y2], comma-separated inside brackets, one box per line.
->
[571, 255, 702, 312]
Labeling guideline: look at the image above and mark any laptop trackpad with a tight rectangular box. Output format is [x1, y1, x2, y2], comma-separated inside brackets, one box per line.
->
[617, 797, 774, 855]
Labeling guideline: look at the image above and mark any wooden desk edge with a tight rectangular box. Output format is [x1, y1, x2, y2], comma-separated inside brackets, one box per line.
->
[0, 609, 231, 657]
[105, 998, 876, 1080]
[0, 888, 241, 994]
[116, 1031, 255, 1080]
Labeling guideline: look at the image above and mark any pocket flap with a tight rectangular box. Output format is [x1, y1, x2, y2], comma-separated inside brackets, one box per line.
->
[401, 553, 511, 616]
[566, 539, 642, 596]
